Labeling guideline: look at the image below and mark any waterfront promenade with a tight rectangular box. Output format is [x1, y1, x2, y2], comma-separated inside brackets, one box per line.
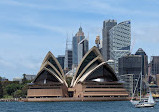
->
[26, 97, 130, 102]
[0, 97, 131, 102]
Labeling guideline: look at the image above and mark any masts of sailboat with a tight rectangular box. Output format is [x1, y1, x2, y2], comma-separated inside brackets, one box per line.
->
[131, 73, 140, 99]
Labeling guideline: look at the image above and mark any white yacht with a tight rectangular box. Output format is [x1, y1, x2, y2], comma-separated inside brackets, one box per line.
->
[135, 92, 155, 108]
[130, 72, 156, 108]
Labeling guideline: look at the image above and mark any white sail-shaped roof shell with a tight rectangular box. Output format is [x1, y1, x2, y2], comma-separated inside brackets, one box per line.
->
[33, 51, 68, 87]
[71, 46, 117, 87]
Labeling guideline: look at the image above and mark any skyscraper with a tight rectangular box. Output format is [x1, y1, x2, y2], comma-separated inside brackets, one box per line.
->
[109, 20, 131, 74]
[102, 20, 117, 61]
[119, 48, 148, 95]
[57, 55, 65, 69]
[118, 54, 144, 95]
[64, 38, 73, 71]
[64, 49, 72, 71]
[78, 38, 89, 64]
[150, 56, 159, 75]
[72, 27, 85, 67]
[119, 48, 148, 78]
[135, 48, 148, 77]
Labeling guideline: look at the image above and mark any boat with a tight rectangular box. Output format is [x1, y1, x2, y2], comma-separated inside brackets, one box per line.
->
[135, 92, 155, 108]
[130, 73, 140, 105]
[130, 71, 156, 108]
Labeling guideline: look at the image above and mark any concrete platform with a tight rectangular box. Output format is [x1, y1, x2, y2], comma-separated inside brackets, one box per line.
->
[24, 97, 131, 102]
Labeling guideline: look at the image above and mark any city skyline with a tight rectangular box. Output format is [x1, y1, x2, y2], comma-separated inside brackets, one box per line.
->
[0, 0, 159, 80]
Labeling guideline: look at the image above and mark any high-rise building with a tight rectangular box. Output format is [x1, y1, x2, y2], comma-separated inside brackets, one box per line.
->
[64, 37, 72, 72]
[64, 50, 72, 71]
[119, 49, 148, 95]
[106, 59, 115, 71]
[72, 27, 85, 67]
[78, 38, 89, 64]
[156, 74, 159, 86]
[119, 54, 142, 79]
[150, 56, 159, 75]
[119, 48, 148, 78]
[119, 55, 142, 95]
[109, 20, 131, 74]
[135, 48, 148, 77]
[57, 55, 65, 69]
[102, 20, 117, 61]
[120, 74, 134, 96]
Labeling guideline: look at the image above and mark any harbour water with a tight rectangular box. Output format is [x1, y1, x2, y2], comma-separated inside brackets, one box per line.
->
[0, 101, 158, 112]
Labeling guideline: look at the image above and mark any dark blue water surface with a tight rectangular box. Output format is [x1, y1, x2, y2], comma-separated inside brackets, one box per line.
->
[0, 101, 158, 112]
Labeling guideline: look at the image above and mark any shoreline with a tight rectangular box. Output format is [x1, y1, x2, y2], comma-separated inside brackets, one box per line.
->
[24, 97, 131, 102]
[0, 98, 19, 102]
[0, 97, 131, 102]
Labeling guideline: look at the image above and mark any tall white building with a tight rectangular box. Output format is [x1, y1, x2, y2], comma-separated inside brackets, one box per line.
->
[109, 20, 131, 74]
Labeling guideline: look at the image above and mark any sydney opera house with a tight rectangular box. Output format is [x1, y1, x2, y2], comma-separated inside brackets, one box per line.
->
[27, 47, 129, 101]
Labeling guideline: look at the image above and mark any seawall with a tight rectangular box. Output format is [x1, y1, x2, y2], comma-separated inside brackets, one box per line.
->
[24, 97, 131, 102]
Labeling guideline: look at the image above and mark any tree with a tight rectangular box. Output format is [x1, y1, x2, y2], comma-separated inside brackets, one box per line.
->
[21, 84, 29, 98]
[5, 83, 22, 95]
[22, 74, 27, 84]
[14, 90, 22, 98]
[0, 80, 3, 98]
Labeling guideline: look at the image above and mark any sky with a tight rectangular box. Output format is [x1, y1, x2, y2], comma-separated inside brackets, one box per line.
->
[0, 0, 159, 80]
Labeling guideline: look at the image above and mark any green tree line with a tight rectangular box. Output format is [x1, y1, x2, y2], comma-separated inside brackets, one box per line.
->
[0, 74, 31, 99]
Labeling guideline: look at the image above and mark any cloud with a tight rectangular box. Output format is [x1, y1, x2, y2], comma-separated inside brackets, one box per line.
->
[83, 0, 159, 18]
[131, 23, 159, 58]
[132, 24, 159, 43]
[17, 56, 41, 70]
[0, 53, 42, 80]
[0, 57, 16, 69]
[26, 21, 66, 34]
[0, 33, 22, 40]
[2, 0, 159, 18]
[0, 0, 58, 10]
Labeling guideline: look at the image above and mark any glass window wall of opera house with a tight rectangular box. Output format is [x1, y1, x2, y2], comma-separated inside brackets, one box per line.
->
[27, 46, 129, 101]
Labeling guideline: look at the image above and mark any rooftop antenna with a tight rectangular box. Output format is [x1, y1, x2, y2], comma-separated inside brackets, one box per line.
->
[65, 32, 72, 50]
[87, 32, 89, 41]
[65, 32, 68, 50]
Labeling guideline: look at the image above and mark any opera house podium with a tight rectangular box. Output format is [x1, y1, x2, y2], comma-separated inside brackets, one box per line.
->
[27, 47, 129, 102]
